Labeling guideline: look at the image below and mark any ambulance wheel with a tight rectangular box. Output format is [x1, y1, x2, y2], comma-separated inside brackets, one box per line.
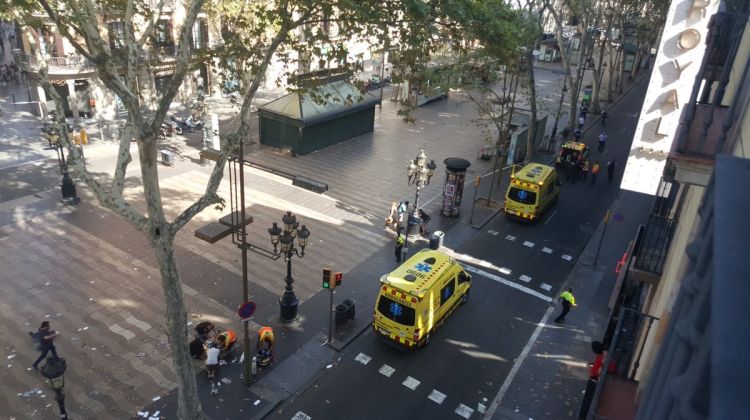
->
[460, 291, 469, 305]
[421, 333, 432, 348]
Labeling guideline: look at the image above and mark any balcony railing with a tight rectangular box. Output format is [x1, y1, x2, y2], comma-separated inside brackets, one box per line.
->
[630, 215, 676, 282]
[12, 49, 95, 74]
[582, 307, 660, 420]
[673, 12, 749, 160]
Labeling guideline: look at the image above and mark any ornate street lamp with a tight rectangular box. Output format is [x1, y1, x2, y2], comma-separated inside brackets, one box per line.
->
[405, 149, 436, 238]
[40, 357, 67, 419]
[269, 212, 310, 323]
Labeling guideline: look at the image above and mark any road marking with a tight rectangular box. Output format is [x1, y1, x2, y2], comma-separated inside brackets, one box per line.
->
[477, 402, 487, 414]
[505, 235, 516, 241]
[402, 376, 421, 390]
[544, 210, 558, 225]
[485, 306, 555, 418]
[464, 265, 553, 302]
[291, 412, 311, 420]
[487, 229, 499, 236]
[561, 254, 573, 261]
[540, 283, 552, 291]
[478, 260, 491, 267]
[0, 157, 50, 171]
[523, 241, 535, 248]
[519, 274, 532, 283]
[428, 389, 447, 404]
[378, 364, 395, 377]
[499, 267, 512, 275]
[355, 353, 371, 365]
[542, 247, 553, 254]
[455, 403, 475, 419]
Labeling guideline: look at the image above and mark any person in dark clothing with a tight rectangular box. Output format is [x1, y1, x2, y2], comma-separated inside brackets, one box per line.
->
[601, 110, 608, 127]
[31, 321, 59, 370]
[607, 158, 617, 183]
[418, 209, 431, 236]
[395, 227, 405, 263]
[561, 126, 570, 141]
[574, 128, 582, 141]
[195, 321, 215, 342]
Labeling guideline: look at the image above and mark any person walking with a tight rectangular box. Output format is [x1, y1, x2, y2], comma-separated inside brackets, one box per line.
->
[31, 321, 60, 370]
[581, 158, 590, 181]
[591, 161, 601, 185]
[560, 126, 570, 141]
[394, 227, 405, 263]
[574, 127, 582, 141]
[554, 288, 578, 323]
[601, 110, 608, 127]
[607, 158, 617, 183]
[396, 200, 409, 227]
[598, 131, 608, 153]
[578, 115, 585, 129]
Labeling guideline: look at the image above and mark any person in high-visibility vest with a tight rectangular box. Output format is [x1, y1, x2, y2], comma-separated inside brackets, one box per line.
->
[591, 161, 601, 186]
[554, 287, 578, 323]
[395, 227, 406, 263]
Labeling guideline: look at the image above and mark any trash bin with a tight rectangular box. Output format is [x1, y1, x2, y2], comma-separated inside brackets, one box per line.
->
[429, 231, 444, 250]
[161, 150, 174, 166]
[335, 298, 356, 327]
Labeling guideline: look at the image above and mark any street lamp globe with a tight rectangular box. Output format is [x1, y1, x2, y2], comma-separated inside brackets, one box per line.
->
[407, 160, 417, 178]
[416, 149, 426, 167]
[282, 211, 298, 237]
[268, 222, 282, 248]
[427, 159, 437, 180]
[279, 233, 293, 253]
[297, 224, 310, 249]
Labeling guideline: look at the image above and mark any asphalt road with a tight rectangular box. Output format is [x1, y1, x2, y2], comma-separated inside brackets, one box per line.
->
[266, 78, 648, 420]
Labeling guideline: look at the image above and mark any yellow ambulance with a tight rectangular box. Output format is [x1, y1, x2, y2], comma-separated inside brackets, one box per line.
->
[504, 163, 560, 221]
[373, 249, 471, 348]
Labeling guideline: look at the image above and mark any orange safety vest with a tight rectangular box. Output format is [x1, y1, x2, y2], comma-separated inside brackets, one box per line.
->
[592, 164, 601, 174]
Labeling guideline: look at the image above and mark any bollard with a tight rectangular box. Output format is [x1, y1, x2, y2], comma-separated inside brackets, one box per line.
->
[251, 356, 258, 377]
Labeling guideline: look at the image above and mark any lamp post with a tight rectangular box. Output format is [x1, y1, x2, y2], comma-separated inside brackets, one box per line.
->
[40, 357, 67, 419]
[51, 128, 81, 205]
[268, 212, 310, 323]
[405, 149, 437, 238]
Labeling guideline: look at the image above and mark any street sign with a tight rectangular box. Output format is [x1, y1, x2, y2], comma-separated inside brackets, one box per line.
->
[238, 301, 256, 320]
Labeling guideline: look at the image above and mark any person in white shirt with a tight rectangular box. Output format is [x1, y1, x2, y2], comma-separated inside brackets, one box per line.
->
[205, 342, 220, 379]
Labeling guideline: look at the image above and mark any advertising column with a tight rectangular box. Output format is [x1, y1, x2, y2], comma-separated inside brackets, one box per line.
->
[441, 158, 471, 217]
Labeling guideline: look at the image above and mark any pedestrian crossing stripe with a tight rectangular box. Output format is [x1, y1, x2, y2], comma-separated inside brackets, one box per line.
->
[542, 247, 553, 254]
[355, 353, 371, 365]
[487, 230, 499, 236]
[402, 376, 421, 390]
[519, 275, 532, 283]
[505, 235, 516, 241]
[540, 283, 552, 291]
[562, 254, 573, 261]
[523, 241, 535, 248]
[291, 412, 311, 420]
[378, 364, 395, 377]
[455, 403, 475, 419]
[428, 389, 447, 404]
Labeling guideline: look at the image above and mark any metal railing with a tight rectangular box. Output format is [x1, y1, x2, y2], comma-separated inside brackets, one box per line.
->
[11, 49, 94, 73]
[632, 214, 676, 275]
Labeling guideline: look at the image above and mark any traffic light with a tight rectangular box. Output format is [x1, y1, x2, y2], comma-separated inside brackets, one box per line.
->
[322, 268, 332, 289]
[334, 272, 343, 287]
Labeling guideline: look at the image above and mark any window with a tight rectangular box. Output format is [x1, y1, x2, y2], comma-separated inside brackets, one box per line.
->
[458, 271, 470, 285]
[192, 19, 209, 50]
[376, 296, 415, 326]
[108, 22, 126, 50]
[440, 279, 455, 306]
[154, 76, 171, 95]
[508, 187, 536, 205]
[154, 19, 173, 46]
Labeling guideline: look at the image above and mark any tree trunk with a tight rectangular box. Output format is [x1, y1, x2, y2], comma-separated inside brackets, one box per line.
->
[525, 48, 537, 163]
[591, 19, 611, 114]
[547, 4, 575, 132]
[138, 139, 202, 420]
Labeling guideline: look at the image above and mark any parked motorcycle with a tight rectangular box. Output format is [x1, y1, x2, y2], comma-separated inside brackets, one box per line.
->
[169, 115, 193, 133]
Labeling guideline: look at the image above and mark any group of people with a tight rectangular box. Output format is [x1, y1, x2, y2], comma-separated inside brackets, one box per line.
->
[190, 321, 238, 379]
[387, 200, 432, 263]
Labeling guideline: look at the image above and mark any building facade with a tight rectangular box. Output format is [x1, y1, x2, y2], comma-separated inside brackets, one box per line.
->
[585, 0, 750, 418]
